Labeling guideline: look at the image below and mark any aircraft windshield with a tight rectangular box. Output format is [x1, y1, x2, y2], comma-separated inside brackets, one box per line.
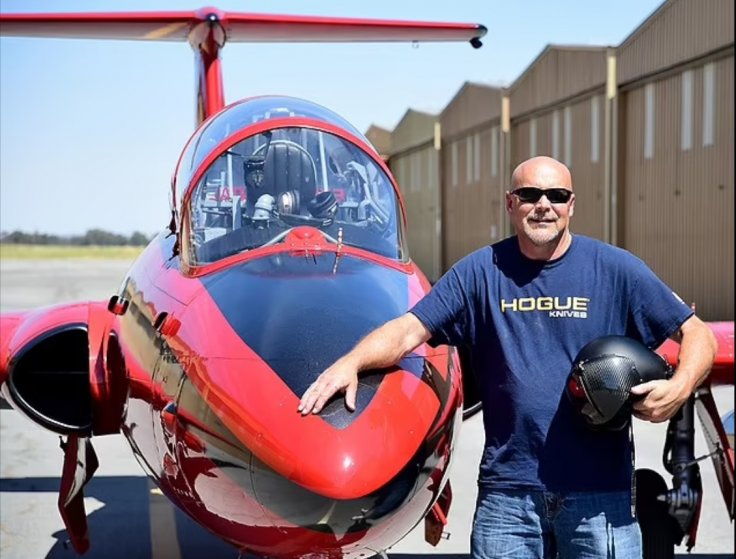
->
[186, 127, 404, 264]
[174, 96, 369, 206]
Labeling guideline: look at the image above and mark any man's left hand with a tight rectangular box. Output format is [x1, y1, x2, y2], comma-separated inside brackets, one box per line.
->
[630, 377, 691, 423]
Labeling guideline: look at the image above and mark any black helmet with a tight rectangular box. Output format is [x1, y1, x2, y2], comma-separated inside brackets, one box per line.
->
[566, 336, 674, 431]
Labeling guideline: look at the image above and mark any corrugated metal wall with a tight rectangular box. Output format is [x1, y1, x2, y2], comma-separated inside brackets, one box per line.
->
[388, 110, 442, 282]
[565, 95, 607, 241]
[509, 47, 609, 242]
[617, 0, 734, 86]
[618, 56, 734, 318]
[511, 46, 608, 117]
[440, 83, 504, 269]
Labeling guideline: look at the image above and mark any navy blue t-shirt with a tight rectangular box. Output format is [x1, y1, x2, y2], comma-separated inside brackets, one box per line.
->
[410, 235, 692, 492]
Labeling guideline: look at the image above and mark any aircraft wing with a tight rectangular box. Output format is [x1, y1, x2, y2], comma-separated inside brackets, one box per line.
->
[657, 321, 735, 386]
[0, 9, 487, 46]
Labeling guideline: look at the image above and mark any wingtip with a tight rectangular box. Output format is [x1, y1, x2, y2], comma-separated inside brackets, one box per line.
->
[470, 24, 487, 48]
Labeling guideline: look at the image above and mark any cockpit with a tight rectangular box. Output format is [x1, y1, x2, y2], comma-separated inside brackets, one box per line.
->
[174, 97, 406, 266]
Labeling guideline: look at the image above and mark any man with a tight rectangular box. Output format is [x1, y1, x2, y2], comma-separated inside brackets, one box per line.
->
[298, 156, 717, 558]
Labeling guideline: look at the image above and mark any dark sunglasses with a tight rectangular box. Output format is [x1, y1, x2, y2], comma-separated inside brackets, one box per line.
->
[511, 187, 573, 204]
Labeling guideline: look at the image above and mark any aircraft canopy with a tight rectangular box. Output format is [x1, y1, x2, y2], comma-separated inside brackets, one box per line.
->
[177, 97, 405, 264]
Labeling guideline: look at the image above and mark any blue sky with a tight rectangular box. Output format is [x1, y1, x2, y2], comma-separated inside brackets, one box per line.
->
[0, 0, 663, 236]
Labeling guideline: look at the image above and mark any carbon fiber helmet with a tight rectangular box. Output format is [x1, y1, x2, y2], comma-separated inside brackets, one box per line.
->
[566, 336, 674, 431]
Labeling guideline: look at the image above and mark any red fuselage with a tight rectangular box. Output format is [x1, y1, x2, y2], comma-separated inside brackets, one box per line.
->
[116, 231, 463, 557]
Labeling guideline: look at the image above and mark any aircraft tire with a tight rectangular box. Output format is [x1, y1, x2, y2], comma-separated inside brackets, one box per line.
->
[635, 468, 679, 559]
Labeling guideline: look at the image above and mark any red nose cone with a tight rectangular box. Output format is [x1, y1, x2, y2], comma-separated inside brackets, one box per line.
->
[179, 353, 445, 500]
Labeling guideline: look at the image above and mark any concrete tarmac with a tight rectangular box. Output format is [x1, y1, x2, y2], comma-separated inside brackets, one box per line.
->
[0, 259, 733, 558]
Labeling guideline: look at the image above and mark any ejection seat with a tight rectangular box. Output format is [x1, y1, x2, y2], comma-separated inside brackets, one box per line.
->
[255, 140, 318, 212]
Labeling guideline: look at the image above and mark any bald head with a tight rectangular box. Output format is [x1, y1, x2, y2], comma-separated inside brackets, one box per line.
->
[511, 156, 572, 191]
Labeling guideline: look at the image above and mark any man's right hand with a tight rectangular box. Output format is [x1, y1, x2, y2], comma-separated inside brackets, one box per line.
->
[298, 359, 359, 415]
[297, 313, 432, 416]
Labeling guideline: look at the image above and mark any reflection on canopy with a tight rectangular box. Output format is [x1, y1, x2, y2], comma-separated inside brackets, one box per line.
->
[187, 127, 404, 264]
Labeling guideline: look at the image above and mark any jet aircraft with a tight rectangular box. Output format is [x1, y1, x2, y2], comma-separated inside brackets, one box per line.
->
[0, 7, 733, 559]
[0, 7, 487, 558]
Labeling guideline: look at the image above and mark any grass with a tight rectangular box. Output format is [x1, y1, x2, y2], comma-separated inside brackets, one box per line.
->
[0, 244, 144, 260]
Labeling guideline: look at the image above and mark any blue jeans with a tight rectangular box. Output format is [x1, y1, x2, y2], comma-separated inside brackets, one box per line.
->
[471, 488, 642, 559]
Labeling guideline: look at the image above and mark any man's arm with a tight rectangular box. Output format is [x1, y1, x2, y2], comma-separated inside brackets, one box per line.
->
[297, 312, 431, 415]
[631, 314, 717, 423]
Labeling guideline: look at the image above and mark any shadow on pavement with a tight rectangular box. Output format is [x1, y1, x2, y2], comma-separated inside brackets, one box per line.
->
[1, 476, 236, 559]
[2, 477, 732, 559]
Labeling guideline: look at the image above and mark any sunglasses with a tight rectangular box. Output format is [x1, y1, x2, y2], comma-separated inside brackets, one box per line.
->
[511, 187, 573, 204]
